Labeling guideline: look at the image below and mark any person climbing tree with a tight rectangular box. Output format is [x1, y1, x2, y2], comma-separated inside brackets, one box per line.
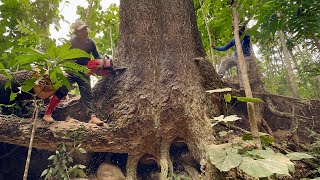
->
[42, 20, 104, 126]
[213, 26, 250, 87]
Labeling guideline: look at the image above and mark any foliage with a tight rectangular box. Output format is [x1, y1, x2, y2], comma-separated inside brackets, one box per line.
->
[207, 141, 313, 178]
[41, 125, 87, 180]
[0, 0, 64, 67]
[1, 21, 90, 101]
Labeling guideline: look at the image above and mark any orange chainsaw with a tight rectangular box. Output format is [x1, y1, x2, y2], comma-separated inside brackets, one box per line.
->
[87, 57, 113, 76]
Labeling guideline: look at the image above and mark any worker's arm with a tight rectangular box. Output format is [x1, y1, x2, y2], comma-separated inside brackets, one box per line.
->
[213, 39, 235, 51]
[242, 33, 250, 44]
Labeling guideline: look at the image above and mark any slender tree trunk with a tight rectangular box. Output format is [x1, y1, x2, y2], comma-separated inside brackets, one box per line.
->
[23, 98, 39, 180]
[288, 49, 299, 70]
[231, 0, 261, 147]
[278, 30, 300, 98]
[85, 0, 94, 24]
[271, 46, 280, 73]
[199, 0, 216, 66]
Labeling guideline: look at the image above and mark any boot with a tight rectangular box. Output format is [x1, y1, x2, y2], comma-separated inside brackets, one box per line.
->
[88, 115, 104, 126]
[43, 95, 61, 123]
[43, 115, 54, 123]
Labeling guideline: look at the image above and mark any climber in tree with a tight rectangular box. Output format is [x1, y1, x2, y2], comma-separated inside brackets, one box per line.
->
[212, 26, 250, 87]
[43, 20, 104, 126]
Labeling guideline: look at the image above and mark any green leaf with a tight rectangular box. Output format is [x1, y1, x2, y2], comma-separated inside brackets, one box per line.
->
[10, 92, 17, 101]
[207, 147, 242, 171]
[77, 147, 87, 154]
[58, 48, 90, 62]
[0, 62, 4, 69]
[54, 67, 71, 91]
[206, 87, 232, 93]
[40, 169, 48, 177]
[224, 93, 232, 103]
[240, 157, 290, 178]
[234, 96, 262, 103]
[286, 152, 314, 161]
[67, 156, 73, 163]
[13, 48, 46, 59]
[78, 164, 86, 169]
[21, 78, 36, 92]
[78, 169, 86, 177]
[48, 155, 55, 160]
[5, 80, 12, 90]
[56, 43, 71, 57]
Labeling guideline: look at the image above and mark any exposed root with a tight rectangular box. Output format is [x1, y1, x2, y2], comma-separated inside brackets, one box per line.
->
[182, 164, 201, 179]
[159, 139, 170, 180]
[266, 97, 313, 120]
[126, 155, 139, 180]
[222, 122, 250, 134]
[261, 118, 273, 135]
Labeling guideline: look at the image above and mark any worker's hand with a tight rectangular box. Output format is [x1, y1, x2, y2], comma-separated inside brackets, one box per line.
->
[211, 45, 216, 49]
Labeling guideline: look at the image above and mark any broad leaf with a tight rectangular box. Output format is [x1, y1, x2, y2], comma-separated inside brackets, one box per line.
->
[240, 157, 290, 178]
[58, 48, 90, 61]
[207, 147, 242, 171]
[286, 152, 314, 161]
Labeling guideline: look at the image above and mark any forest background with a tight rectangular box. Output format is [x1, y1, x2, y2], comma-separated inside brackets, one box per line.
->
[0, 0, 319, 100]
[0, 0, 319, 179]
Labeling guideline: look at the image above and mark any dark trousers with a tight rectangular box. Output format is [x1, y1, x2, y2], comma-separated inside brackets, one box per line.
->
[55, 73, 95, 117]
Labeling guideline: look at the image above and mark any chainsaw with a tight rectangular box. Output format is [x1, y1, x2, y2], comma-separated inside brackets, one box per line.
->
[87, 57, 113, 76]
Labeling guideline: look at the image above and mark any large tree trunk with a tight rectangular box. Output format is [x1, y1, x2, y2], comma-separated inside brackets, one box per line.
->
[96, 0, 219, 178]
